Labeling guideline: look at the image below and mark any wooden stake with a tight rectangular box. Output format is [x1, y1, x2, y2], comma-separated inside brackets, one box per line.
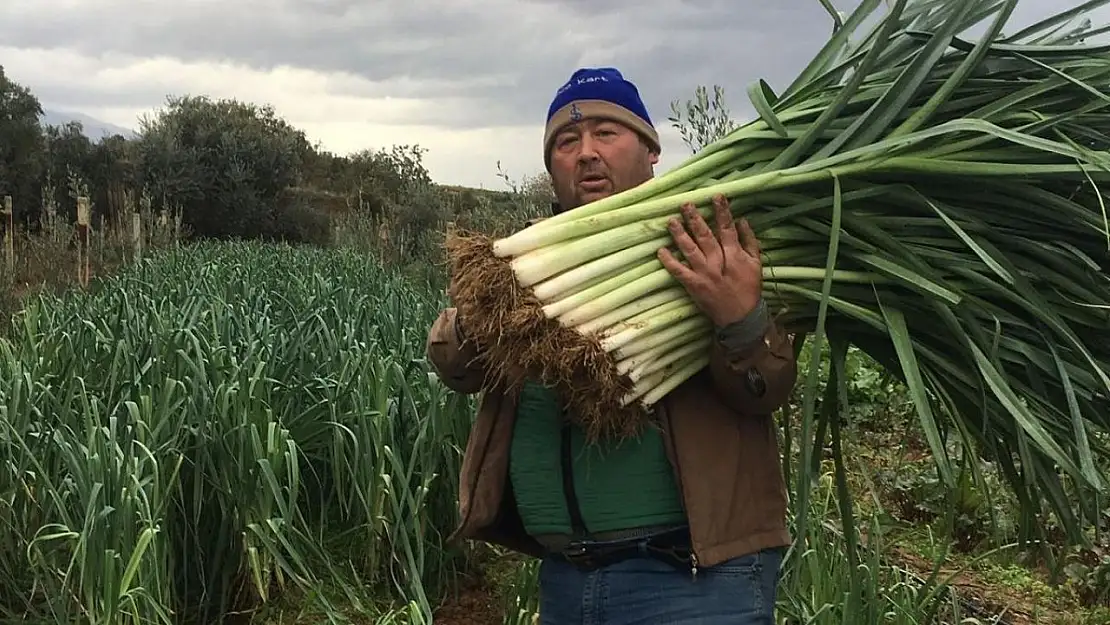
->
[1, 196, 13, 284]
[132, 212, 142, 262]
[77, 197, 90, 287]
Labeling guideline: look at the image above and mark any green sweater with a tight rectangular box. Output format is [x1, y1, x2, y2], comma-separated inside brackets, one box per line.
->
[506, 297, 772, 537]
[508, 380, 686, 536]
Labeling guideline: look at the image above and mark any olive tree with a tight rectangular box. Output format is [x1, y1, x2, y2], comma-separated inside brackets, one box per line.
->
[133, 95, 313, 239]
[0, 66, 45, 225]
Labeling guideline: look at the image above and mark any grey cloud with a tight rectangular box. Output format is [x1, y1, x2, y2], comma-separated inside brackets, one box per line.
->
[26, 79, 178, 112]
[2, 0, 1103, 135]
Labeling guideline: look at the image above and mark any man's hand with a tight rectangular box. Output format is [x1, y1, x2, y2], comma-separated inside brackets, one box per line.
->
[658, 194, 763, 327]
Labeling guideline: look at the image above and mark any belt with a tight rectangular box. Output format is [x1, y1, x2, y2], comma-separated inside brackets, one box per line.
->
[535, 525, 696, 573]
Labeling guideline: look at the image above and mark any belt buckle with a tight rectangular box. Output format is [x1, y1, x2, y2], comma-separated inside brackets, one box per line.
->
[645, 539, 693, 571]
[562, 540, 596, 569]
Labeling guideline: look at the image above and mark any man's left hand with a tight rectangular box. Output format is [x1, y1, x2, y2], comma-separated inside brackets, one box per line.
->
[658, 194, 763, 327]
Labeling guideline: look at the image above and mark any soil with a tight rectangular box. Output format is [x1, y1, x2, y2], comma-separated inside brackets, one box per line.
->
[432, 576, 504, 625]
[890, 546, 1069, 625]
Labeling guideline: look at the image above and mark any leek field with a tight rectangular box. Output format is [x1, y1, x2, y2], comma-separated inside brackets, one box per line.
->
[0, 241, 500, 624]
[0, 238, 1106, 625]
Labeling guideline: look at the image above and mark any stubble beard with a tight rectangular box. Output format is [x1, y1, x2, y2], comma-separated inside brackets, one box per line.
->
[557, 167, 652, 212]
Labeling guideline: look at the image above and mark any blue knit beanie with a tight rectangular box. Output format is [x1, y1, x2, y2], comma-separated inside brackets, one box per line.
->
[543, 67, 661, 170]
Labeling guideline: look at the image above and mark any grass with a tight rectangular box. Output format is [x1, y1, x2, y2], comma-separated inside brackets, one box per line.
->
[0, 207, 1107, 624]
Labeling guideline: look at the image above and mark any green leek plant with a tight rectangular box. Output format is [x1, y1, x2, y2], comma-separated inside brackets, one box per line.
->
[0, 242, 475, 624]
[445, 0, 1110, 559]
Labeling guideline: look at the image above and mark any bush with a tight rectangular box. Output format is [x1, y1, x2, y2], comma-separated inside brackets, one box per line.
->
[271, 200, 333, 247]
[132, 94, 314, 240]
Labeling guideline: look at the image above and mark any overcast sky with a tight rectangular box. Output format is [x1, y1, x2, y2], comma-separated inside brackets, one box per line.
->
[0, 0, 1093, 189]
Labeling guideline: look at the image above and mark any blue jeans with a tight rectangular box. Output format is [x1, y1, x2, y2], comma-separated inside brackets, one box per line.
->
[537, 545, 783, 624]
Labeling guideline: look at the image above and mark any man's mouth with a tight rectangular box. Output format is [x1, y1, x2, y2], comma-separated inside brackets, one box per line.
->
[578, 174, 610, 190]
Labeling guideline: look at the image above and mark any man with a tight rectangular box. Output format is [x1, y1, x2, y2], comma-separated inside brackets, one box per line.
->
[426, 67, 798, 624]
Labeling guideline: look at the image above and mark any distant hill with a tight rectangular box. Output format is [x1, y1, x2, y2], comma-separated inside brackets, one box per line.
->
[40, 109, 138, 141]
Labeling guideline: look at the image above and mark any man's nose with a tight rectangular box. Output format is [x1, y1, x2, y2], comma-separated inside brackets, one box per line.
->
[577, 133, 601, 161]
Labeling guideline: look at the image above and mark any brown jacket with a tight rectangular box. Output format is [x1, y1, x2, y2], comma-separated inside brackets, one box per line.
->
[425, 295, 799, 567]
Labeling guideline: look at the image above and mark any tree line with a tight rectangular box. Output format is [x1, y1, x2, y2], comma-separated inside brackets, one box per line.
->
[0, 64, 525, 250]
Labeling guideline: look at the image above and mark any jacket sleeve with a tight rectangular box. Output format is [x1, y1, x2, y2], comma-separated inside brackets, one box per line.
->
[706, 298, 797, 416]
[426, 307, 486, 395]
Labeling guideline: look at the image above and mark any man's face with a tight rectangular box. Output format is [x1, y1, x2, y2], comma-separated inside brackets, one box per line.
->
[548, 117, 659, 211]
